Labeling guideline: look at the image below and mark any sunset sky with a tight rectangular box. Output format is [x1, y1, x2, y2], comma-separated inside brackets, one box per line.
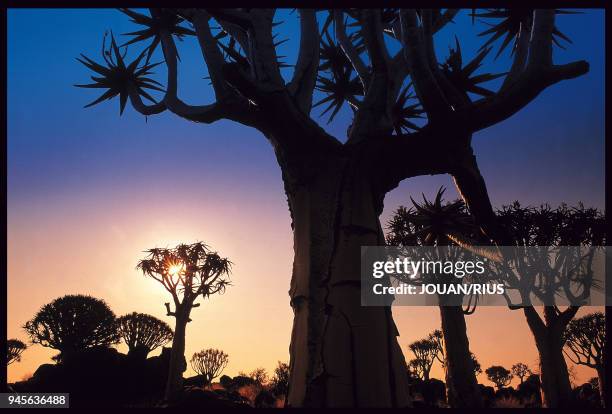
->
[7, 9, 605, 387]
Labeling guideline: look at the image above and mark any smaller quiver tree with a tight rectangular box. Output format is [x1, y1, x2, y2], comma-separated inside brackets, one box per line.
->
[563, 312, 606, 407]
[137, 241, 231, 401]
[190, 348, 229, 386]
[116, 312, 174, 360]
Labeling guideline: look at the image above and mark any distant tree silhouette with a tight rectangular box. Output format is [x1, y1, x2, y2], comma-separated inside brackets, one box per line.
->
[7, 339, 27, 365]
[76, 7, 589, 407]
[388, 188, 482, 407]
[494, 203, 605, 408]
[137, 241, 231, 401]
[23, 294, 119, 362]
[407, 358, 425, 380]
[270, 362, 290, 397]
[190, 348, 229, 386]
[512, 363, 532, 385]
[116, 312, 174, 359]
[471, 353, 482, 377]
[563, 312, 606, 407]
[242, 367, 269, 387]
[408, 338, 438, 381]
[486, 366, 513, 390]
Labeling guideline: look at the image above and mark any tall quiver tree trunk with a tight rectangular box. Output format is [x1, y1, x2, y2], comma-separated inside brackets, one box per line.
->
[285, 153, 410, 408]
[439, 304, 483, 407]
[165, 306, 189, 401]
[524, 306, 574, 408]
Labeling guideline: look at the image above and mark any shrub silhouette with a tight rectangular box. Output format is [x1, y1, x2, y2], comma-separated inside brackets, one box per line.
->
[190, 348, 229, 386]
[7, 339, 27, 365]
[137, 241, 231, 401]
[486, 365, 513, 390]
[563, 312, 606, 407]
[23, 294, 119, 362]
[270, 361, 290, 397]
[116, 312, 174, 359]
[246, 367, 269, 387]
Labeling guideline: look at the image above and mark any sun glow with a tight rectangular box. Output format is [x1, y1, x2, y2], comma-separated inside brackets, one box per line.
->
[168, 263, 184, 277]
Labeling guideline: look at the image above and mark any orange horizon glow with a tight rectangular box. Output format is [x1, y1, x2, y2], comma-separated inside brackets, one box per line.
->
[6, 184, 602, 389]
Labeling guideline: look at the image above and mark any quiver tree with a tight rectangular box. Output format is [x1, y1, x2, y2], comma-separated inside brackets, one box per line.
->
[511, 362, 532, 385]
[190, 348, 229, 386]
[493, 203, 605, 407]
[408, 337, 440, 381]
[137, 241, 231, 401]
[7, 339, 27, 365]
[23, 294, 120, 362]
[116, 312, 174, 359]
[77, 8, 589, 407]
[387, 189, 483, 407]
[485, 365, 513, 390]
[563, 312, 606, 407]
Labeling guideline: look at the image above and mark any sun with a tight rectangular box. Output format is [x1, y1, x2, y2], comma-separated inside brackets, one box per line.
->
[168, 263, 184, 277]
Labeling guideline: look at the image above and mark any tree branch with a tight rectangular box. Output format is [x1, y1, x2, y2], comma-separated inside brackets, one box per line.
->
[192, 10, 231, 99]
[155, 18, 228, 123]
[465, 10, 589, 132]
[288, 9, 319, 114]
[399, 9, 452, 121]
[349, 10, 393, 142]
[334, 10, 369, 89]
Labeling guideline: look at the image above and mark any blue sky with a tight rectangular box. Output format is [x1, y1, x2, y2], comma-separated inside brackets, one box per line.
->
[7, 9, 605, 213]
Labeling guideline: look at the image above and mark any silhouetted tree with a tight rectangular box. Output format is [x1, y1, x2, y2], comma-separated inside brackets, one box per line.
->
[494, 203, 605, 407]
[512, 363, 532, 385]
[77, 8, 589, 406]
[116, 312, 174, 359]
[408, 338, 438, 381]
[244, 367, 269, 387]
[471, 353, 482, 377]
[388, 189, 483, 407]
[7, 339, 27, 365]
[563, 312, 605, 407]
[407, 359, 425, 380]
[23, 294, 119, 362]
[190, 348, 229, 386]
[485, 366, 513, 390]
[270, 361, 290, 397]
[137, 242, 231, 401]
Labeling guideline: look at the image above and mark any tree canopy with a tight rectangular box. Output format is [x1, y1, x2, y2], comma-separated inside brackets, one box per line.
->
[23, 294, 120, 362]
[116, 312, 174, 358]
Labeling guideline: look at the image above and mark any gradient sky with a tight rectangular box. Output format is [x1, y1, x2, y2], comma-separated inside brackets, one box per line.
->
[7, 9, 605, 387]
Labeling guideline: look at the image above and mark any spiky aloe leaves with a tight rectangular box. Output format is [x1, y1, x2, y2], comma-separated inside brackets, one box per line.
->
[471, 9, 574, 58]
[441, 37, 505, 97]
[75, 33, 164, 115]
[408, 187, 474, 246]
[391, 84, 424, 135]
[120, 8, 195, 63]
[314, 32, 364, 123]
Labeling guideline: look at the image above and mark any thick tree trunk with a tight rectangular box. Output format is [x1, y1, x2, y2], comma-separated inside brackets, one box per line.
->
[439, 305, 483, 408]
[524, 307, 572, 408]
[165, 315, 188, 401]
[596, 364, 605, 407]
[285, 156, 410, 407]
[535, 338, 572, 407]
